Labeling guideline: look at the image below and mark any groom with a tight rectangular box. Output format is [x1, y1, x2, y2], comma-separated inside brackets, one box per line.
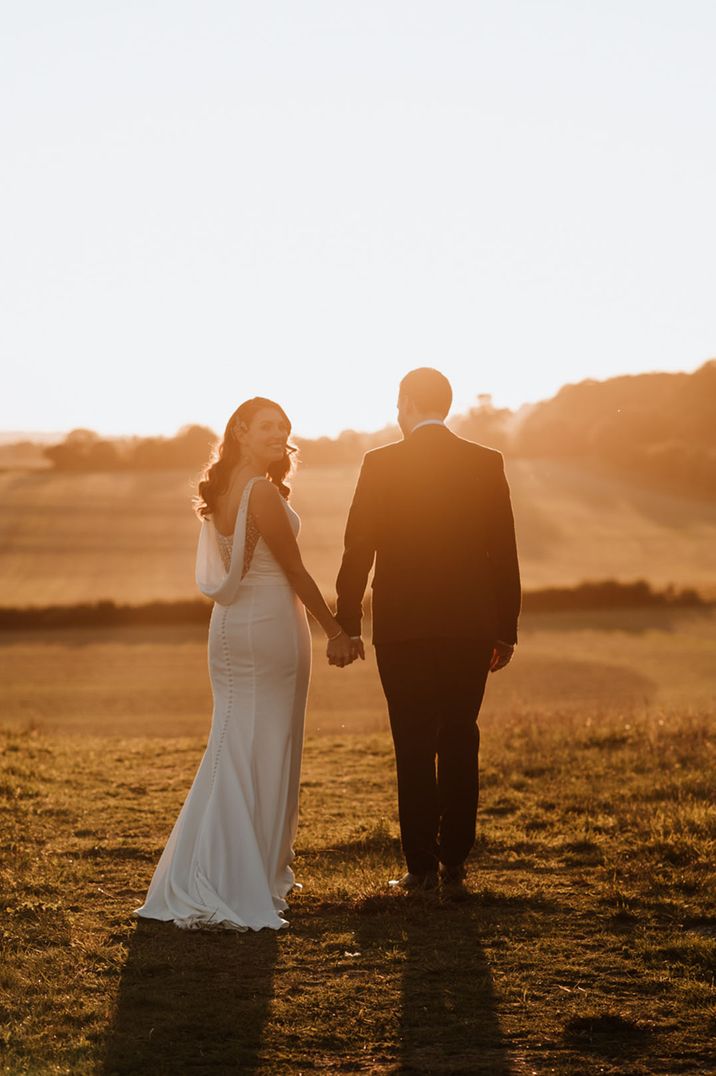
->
[329, 368, 521, 893]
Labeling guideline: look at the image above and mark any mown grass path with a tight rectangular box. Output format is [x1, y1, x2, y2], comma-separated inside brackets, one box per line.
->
[1, 710, 714, 1074]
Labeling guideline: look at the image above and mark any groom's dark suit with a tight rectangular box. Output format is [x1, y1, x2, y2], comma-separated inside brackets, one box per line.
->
[335, 422, 521, 874]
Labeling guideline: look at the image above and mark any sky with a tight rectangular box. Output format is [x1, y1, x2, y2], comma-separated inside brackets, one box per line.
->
[2, 1, 714, 440]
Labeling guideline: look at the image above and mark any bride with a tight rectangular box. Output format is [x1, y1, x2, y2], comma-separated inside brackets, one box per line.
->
[133, 397, 354, 931]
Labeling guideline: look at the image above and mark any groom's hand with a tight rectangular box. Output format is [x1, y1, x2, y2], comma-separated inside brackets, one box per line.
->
[349, 637, 365, 661]
[490, 640, 514, 672]
[327, 631, 355, 668]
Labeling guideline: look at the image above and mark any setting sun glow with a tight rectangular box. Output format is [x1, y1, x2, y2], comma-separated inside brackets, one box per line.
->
[2, 2, 715, 439]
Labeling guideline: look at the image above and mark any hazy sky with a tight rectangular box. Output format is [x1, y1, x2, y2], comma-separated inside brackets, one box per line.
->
[2, 1, 714, 439]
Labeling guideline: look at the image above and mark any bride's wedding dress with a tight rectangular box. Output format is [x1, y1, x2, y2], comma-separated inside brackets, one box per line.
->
[133, 476, 311, 931]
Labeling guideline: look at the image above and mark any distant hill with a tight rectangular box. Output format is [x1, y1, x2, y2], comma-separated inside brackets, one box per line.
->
[511, 360, 716, 499]
[1, 457, 715, 607]
[445, 361, 716, 499]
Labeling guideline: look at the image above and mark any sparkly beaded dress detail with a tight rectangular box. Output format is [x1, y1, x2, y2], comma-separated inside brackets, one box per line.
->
[133, 476, 311, 931]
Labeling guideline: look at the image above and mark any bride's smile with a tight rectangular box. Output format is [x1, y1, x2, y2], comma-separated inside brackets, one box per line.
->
[234, 408, 291, 470]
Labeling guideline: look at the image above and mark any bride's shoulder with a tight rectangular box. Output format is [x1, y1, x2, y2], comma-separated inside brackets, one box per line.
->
[248, 476, 279, 500]
[248, 477, 289, 514]
[248, 480, 296, 532]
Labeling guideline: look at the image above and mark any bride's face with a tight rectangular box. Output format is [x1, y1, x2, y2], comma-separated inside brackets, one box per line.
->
[236, 407, 290, 468]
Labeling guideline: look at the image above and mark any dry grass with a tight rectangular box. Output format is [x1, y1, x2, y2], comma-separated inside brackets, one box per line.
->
[1, 704, 714, 1074]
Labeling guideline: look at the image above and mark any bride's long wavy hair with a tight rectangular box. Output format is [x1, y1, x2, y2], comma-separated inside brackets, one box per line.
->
[193, 398, 298, 520]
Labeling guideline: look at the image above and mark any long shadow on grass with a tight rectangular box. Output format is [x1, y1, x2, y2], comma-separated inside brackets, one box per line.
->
[354, 895, 513, 1074]
[102, 919, 277, 1074]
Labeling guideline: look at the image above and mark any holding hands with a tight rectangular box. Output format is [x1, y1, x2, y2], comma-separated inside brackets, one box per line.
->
[327, 629, 513, 671]
[326, 627, 365, 667]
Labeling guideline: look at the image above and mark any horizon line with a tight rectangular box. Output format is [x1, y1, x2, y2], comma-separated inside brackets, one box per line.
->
[3, 356, 713, 445]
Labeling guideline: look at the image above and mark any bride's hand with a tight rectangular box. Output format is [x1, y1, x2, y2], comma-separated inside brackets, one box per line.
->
[327, 629, 354, 668]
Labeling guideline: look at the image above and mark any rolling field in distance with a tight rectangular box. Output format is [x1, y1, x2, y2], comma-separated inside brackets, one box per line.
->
[1, 609, 714, 740]
[2, 459, 716, 607]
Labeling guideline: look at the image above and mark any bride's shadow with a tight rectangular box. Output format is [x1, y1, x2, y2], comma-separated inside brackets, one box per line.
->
[102, 919, 278, 1074]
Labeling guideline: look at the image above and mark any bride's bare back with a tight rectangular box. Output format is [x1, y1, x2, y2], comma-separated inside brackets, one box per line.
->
[212, 469, 254, 538]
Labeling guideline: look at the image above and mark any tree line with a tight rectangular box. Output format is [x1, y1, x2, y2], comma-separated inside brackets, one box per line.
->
[0, 580, 708, 631]
[38, 360, 716, 499]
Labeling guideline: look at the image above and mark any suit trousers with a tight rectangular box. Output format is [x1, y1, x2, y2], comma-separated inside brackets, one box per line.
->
[375, 637, 494, 875]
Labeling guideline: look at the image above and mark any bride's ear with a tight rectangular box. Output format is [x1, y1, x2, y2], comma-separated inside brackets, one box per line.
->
[233, 420, 248, 445]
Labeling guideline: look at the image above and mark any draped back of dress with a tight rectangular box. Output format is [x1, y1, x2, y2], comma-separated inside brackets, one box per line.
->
[196, 475, 299, 599]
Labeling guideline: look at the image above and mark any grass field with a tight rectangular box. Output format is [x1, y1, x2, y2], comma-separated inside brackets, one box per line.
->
[2, 461, 715, 1071]
[1, 607, 715, 1073]
[3, 460, 716, 607]
[1, 709, 713, 1073]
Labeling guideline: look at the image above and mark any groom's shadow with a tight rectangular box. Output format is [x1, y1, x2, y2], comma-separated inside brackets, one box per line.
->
[352, 889, 514, 1074]
[101, 918, 278, 1074]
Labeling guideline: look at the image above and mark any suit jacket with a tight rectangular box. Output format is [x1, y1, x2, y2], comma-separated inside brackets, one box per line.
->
[335, 424, 521, 646]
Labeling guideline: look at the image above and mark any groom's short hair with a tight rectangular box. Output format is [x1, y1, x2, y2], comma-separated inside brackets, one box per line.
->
[400, 368, 452, 418]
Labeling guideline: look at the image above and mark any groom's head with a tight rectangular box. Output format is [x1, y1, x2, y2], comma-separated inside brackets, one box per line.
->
[397, 368, 453, 435]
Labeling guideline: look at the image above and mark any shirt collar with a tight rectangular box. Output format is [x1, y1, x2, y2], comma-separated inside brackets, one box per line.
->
[411, 419, 446, 434]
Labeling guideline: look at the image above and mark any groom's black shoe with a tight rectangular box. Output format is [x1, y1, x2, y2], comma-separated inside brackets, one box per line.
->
[388, 871, 439, 892]
[439, 862, 469, 900]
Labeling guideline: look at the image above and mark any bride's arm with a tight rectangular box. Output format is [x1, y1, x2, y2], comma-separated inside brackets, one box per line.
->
[249, 479, 347, 642]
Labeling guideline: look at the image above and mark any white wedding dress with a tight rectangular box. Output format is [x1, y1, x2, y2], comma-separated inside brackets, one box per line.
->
[133, 476, 311, 931]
